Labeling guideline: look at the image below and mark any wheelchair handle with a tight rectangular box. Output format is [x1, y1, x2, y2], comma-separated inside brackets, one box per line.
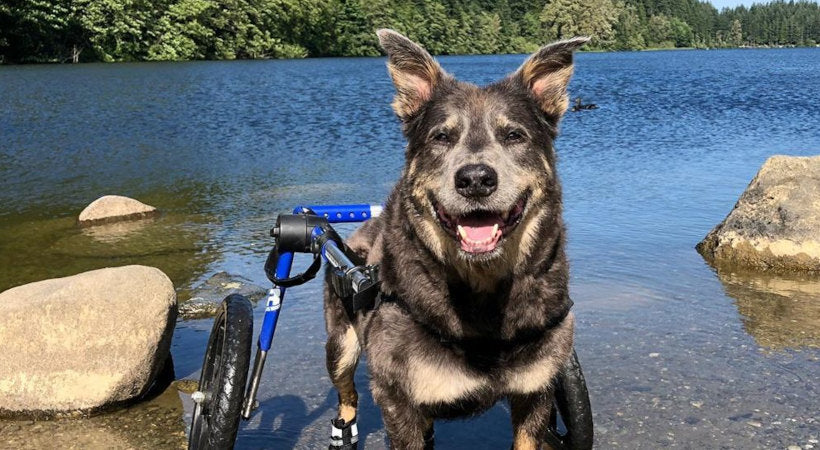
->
[313, 227, 375, 294]
[270, 213, 328, 253]
[266, 211, 377, 290]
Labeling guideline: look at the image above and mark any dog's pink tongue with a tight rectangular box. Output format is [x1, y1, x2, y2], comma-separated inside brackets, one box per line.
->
[457, 216, 503, 253]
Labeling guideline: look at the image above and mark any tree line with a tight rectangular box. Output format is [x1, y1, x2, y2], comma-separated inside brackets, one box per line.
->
[1, 0, 818, 63]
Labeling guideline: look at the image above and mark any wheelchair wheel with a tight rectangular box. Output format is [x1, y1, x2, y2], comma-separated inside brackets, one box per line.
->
[546, 349, 594, 450]
[189, 294, 253, 450]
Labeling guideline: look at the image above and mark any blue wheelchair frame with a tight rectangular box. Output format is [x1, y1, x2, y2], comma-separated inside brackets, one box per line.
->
[241, 204, 384, 418]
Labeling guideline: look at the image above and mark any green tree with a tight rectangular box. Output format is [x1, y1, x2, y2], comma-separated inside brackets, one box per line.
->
[669, 17, 693, 47]
[331, 0, 378, 56]
[0, 0, 85, 62]
[473, 11, 502, 54]
[729, 18, 742, 46]
[205, 0, 280, 59]
[540, 0, 620, 48]
[76, 0, 164, 61]
[149, 0, 310, 60]
[516, 10, 543, 45]
[614, 3, 647, 49]
[148, 0, 217, 60]
[4, 0, 820, 63]
[266, 0, 334, 56]
[647, 14, 673, 47]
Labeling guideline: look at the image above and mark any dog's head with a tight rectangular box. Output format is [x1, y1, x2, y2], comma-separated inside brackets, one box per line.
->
[378, 30, 586, 273]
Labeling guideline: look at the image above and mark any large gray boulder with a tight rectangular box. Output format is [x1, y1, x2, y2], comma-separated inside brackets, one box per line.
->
[697, 155, 820, 271]
[78, 195, 158, 227]
[0, 265, 177, 415]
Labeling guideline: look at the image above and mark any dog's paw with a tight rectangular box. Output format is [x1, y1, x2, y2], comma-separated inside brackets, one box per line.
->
[329, 417, 359, 450]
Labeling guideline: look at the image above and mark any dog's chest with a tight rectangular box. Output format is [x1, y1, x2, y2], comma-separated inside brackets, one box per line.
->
[401, 313, 574, 406]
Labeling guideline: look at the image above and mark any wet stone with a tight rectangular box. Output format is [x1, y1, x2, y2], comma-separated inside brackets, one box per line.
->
[174, 379, 199, 394]
[179, 271, 267, 319]
[78, 195, 159, 227]
[0, 381, 187, 449]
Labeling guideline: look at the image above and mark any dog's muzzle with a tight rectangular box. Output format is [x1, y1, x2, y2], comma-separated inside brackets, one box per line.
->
[434, 192, 529, 254]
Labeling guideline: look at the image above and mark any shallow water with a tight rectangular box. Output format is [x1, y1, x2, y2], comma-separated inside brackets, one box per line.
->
[0, 380, 187, 449]
[1, 48, 819, 448]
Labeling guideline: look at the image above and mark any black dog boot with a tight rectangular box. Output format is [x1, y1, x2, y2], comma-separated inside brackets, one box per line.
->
[329, 417, 359, 450]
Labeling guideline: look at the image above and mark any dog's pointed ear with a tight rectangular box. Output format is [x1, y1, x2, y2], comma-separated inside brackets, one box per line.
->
[377, 29, 447, 120]
[515, 37, 589, 119]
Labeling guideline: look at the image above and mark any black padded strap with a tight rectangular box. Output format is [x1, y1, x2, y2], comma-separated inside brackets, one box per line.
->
[265, 247, 322, 287]
[331, 266, 381, 320]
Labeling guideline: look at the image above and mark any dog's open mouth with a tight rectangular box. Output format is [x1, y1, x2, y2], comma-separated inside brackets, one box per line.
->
[434, 194, 528, 254]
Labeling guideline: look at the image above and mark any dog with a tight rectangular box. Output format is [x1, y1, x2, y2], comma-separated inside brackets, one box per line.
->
[323, 29, 588, 450]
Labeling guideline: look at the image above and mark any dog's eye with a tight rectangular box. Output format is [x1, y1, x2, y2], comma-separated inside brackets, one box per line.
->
[505, 130, 524, 143]
[433, 132, 449, 143]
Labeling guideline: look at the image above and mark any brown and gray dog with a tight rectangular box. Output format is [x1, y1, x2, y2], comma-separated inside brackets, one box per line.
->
[324, 29, 588, 450]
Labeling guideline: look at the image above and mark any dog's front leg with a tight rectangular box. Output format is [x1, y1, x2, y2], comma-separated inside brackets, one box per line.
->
[371, 382, 434, 450]
[325, 281, 363, 450]
[509, 390, 555, 450]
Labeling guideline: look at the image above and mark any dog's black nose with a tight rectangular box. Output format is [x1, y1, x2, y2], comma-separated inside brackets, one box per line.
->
[455, 164, 498, 198]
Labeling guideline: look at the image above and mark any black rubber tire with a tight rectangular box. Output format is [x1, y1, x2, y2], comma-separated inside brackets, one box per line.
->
[189, 294, 254, 450]
[546, 349, 594, 450]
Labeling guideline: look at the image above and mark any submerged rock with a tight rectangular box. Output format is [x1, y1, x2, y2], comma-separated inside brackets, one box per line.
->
[179, 271, 267, 319]
[716, 267, 820, 349]
[0, 378, 187, 449]
[0, 266, 177, 416]
[78, 195, 159, 227]
[697, 155, 820, 271]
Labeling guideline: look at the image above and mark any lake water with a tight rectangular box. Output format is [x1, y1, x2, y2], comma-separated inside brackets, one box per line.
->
[1, 48, 819, 448]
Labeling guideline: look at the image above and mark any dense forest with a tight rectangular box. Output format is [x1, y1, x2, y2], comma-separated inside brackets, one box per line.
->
[1, 0, 818, 63]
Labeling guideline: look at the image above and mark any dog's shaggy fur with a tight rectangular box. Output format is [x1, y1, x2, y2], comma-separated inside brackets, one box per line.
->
[323, 29, 587, 450]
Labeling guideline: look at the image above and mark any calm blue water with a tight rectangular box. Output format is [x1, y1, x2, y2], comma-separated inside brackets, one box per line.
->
[2, 48, 819, 448]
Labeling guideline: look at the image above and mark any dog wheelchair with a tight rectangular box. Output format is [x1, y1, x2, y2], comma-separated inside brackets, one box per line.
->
[189, 204, 594, 450]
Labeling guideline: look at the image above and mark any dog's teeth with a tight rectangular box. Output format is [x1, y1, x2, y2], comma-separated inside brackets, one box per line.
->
[492, 224, 499, 236]
[457, 225, 467, 240]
